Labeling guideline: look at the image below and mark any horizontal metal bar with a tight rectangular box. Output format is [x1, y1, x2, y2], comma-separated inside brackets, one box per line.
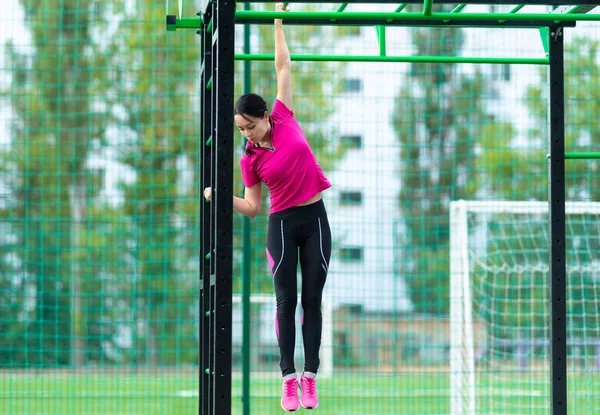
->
[565, 152, 600, 160]
[166, 14, 578, 32]
[235, 11, 600, 23]
[387, 4, 408, 23]
[170, 17, 202, 29]
[497, 5, 525, 24]
[235, 18, 574, 28]
[235, 53, 549, 64]
[444, 4, 467, 23]
[331, 2, 349, 22]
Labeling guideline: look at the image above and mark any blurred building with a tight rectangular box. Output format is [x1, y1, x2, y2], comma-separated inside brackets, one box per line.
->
[324, 25, 413, 314]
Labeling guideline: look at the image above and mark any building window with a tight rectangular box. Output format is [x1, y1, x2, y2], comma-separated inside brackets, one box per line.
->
[341, 134, 362, 149]
[343, 78, 362, 93]
[340, 191, 363, 206]
[339, 247, 363, 262]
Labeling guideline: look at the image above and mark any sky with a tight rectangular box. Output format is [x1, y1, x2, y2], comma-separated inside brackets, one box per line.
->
[0, 0, 29, 144]
[0, 2, 597, 146]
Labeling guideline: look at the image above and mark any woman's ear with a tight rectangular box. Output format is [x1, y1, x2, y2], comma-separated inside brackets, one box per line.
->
[264, 111, 269, 120]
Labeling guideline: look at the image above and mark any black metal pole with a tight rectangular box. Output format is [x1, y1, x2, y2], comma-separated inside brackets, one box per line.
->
[212, 0, 235, 413]
[199, 4, 213, 414]
[242, 3, 253, 415]
[233, 17, 575, 28]
[547, 24, 567, 415]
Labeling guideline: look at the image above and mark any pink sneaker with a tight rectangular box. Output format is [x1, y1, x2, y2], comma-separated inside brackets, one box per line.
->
[281, 377, 300, 412]
[300, 375, 319, 409]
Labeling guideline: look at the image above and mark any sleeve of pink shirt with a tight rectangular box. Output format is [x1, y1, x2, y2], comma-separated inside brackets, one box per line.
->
[270, 99, 294, 123]
[240, 155, 260, 187]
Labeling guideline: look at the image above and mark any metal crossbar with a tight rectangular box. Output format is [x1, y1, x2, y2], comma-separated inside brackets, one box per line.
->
[233, 10, 600, 23]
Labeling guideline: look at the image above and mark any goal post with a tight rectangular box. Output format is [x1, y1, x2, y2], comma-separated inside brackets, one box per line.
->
[449, 200, 600, 415]
[450, 200, 476, 415]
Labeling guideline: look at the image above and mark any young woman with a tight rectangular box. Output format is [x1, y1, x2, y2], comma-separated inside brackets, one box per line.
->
[204, 3, 331, 411]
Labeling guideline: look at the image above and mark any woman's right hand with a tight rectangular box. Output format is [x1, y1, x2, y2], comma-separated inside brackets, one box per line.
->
[276, 2, 289, 12]
[204, 187, 212, 202]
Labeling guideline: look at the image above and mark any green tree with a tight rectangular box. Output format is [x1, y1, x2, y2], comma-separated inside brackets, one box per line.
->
[75, 207, 134, 363]
[0, 0, 109, 366]
[113, 0, 200, 365]
[392, 7, 515, 314]
[525, 36, 600, 199]
[0, 205, 28, 365]
[525, 36, 600, 341]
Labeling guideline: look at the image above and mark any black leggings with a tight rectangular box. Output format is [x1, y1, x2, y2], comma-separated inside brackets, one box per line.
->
[266, 199, 331, 377]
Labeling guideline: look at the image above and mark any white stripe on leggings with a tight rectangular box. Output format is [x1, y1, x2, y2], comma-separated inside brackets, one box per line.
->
[318, 217, 328, 273]
[272, 220, 285, 278]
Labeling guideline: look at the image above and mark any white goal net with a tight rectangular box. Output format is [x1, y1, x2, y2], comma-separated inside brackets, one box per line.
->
[449, 200, 600, 415]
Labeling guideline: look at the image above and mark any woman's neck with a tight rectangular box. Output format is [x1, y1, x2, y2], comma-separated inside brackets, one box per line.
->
[257, 125, 273, 148]
[256, 139, 273, 149]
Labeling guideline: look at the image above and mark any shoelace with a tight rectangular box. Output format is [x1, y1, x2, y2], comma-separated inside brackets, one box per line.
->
[303, 377, 316, 395]
[284, 379, 297, 397]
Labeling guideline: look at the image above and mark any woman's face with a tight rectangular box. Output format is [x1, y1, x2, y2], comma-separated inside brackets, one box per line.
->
[235, 112, 270, 144]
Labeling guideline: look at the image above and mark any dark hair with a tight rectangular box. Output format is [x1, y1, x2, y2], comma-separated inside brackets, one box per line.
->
[236, 94, 273, 157]
[234, 93, 268, 120]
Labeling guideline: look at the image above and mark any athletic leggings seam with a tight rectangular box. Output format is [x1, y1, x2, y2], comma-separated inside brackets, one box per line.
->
[318, 217, 328, 273]
[272, 220, 285, 278]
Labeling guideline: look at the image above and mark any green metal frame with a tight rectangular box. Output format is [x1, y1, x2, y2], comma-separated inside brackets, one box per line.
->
[167, 5, 600, 32]
[167, 3, 600, 415]
[233, 10, 600, 22]
[234, 53, 550, 64]
[166, 3, 598, 67]
[565, 152, 600, 159]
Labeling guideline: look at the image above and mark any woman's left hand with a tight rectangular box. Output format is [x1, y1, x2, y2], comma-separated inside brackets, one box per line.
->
[203, 187, 212, 202]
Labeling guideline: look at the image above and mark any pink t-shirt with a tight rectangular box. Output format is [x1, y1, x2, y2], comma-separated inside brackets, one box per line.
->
[239, 99, 331, 214]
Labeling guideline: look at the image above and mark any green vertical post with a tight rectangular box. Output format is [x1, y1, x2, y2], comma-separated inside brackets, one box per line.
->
[375, 25, 386, 56]
[539, 26, 550, 56]
[242, 3, 252, 415]
[423, 0, 433, 16]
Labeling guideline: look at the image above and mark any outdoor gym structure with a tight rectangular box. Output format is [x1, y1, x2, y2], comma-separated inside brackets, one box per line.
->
[166, 1, 600, 414]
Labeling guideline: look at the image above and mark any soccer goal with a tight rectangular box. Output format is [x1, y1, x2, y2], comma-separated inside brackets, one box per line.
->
[449, 200, 600, 415]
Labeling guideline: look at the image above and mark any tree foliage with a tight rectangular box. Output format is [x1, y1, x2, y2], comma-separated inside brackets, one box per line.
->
[0, 0, 108, 366]
[392, 7, 516, 314]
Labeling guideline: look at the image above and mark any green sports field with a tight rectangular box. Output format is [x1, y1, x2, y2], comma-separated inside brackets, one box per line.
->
[1, 371, 598, 415]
